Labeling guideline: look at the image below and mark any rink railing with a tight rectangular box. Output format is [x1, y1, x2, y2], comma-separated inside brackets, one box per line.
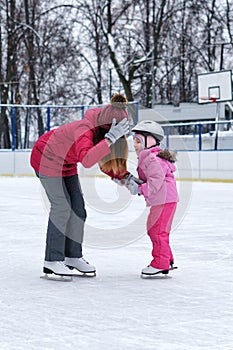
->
[0, 101, 232, 151]
[0, 102, 139, 151]
[162, 119, 233, 151]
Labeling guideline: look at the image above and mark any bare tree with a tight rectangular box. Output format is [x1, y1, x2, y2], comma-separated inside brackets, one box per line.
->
[0, 0, 18, 148]
[1, 0, 233, 148]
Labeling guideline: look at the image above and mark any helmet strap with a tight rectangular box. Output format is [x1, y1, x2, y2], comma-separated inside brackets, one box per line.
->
[142, 132, 158, 148]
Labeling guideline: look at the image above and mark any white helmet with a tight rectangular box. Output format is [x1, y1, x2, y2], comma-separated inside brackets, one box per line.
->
[132, 120, 164, 141]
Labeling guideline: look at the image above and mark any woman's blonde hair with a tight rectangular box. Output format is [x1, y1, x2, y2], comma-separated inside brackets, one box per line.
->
[99, 136, 128, 175]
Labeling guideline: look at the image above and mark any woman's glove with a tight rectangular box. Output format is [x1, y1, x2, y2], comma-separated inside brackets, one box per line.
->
[105, 118, 129, 144]
[111, 178, 125, 186]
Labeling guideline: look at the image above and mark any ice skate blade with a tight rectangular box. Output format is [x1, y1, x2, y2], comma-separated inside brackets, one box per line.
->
[71, 271, 96, 278]
[141, 266, 178, 279]
[67, 265, 96, 278]
[170, 266, 178, 271]
[40, 274, 73, 282]
[141, 273, 172, 279]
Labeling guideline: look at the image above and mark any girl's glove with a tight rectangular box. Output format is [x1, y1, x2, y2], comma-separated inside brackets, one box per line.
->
[124, 174, 144, 186]
[126, 178, 140, 195]
[112, 174, 143, 187]
[105, 118, 129, 144]
[111, 173, 143, 193]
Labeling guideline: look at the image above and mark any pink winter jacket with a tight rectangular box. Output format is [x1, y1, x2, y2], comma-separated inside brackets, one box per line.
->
[30, 108, 110, 177]
[137, 146, 178, 207]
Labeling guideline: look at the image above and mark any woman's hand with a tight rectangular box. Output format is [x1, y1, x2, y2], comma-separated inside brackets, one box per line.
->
[105, 118, 129, 144]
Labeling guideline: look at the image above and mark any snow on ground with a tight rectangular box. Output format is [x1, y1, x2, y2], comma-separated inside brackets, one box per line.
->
[0, 176, 233, 350]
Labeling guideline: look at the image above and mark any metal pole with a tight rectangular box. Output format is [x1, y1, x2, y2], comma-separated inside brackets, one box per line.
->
[46, 107, 51, 131]
[135, 101, 139, 124]
[165, 126, 169, 149]
[81, 106, 85, 119]
[214, 102, 220, 150]
[11, 107, 16, 151]
[109, 68, 112, 99]
[198, 124, 202, 151]
[151, 50, 155, 109]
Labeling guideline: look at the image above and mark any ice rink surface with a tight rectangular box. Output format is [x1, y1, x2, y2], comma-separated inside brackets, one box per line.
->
[0, 176, 233, 350]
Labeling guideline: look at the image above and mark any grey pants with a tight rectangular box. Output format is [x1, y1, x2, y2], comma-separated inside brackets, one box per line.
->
[38, 174, 87, 261]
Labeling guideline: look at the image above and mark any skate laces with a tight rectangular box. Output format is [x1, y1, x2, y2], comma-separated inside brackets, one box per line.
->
[80, 257, 89, 264]
[58, 261, 69, 269]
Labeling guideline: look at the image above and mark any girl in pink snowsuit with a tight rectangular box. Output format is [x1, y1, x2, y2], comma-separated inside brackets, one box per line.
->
[127, 120, 178, 276]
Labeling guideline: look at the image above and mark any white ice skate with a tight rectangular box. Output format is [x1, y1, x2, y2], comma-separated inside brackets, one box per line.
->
[141, 265, 169, 278]
[40, 261, 73, 282]
[65, 257, 96, 277]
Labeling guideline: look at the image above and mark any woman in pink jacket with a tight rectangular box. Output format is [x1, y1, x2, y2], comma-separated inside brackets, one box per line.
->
[127, 120, 178, 277]
[30, 94, 129, 279]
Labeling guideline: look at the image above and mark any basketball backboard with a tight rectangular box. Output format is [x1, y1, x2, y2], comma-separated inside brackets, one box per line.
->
[197, 70, 232, 104]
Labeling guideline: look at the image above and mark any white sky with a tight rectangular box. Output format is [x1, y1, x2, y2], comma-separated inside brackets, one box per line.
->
[0, 176, 233, 350]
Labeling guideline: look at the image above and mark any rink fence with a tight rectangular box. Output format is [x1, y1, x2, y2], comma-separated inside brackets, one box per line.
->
[0, 149, 232, 182]
[1, 102, 232, 151]
[0, 102, 139, 150]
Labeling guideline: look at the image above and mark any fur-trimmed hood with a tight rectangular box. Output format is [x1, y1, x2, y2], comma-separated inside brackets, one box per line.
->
[157, 149, 177, 163]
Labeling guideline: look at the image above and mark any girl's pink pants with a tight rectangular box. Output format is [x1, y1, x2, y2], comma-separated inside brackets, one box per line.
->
[147, 202, 177, 270]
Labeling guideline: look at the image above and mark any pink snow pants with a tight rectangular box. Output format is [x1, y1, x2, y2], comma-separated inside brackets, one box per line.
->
[147, 202, 177, 270]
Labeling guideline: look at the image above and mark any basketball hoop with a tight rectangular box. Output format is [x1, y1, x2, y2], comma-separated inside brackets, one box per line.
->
[197, 70, 232, 104]
[199, 96, 217, 103]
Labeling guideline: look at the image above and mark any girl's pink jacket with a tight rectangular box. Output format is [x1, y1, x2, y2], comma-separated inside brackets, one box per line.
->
[137, 146, 179, 206]
[30, 108, 111, 177]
